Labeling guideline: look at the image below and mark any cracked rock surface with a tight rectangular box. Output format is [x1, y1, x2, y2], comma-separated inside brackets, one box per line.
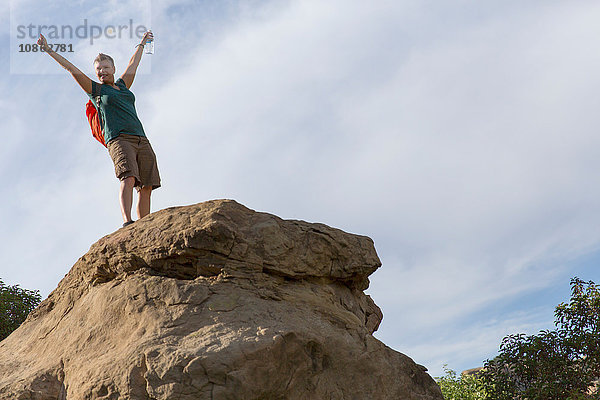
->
[0, 200, 442, 399]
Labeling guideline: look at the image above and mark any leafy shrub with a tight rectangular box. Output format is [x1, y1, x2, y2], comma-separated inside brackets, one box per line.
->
[0, 278, 41, 341]
[436, 365, 488, 400]
[481, 278, 600, 400]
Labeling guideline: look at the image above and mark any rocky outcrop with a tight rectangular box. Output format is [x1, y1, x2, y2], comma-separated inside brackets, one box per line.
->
[462, 367, 484, 377]
[0, 200, 442, 399]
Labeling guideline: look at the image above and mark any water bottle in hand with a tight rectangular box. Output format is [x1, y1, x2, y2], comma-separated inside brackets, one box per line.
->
[145, 30, 154, 54]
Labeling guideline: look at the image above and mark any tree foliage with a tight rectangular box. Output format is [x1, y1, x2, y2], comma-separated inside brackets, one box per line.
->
[0, 278, 41, 341]
[436, 366, 488, 400]
[481, 277, 600, 399]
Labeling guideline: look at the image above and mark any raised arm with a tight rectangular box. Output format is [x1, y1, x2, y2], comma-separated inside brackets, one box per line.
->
[120, 31, 153, 89]
[37, 34, 93, 94]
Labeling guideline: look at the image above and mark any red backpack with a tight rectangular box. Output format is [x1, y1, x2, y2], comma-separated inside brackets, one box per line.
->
[85, 99, 106, 147]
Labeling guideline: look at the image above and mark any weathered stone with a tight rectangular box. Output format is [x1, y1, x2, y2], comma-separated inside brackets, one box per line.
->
[0, 200, 442, 399]
[462, 367, 484, 377]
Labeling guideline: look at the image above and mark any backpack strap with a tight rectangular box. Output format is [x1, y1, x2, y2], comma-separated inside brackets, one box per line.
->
[86, 82, 107, 147]
[90, 82, 104, 125]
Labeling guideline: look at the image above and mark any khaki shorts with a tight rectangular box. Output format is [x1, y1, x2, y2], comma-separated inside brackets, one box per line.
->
[107, 134, 161, 190]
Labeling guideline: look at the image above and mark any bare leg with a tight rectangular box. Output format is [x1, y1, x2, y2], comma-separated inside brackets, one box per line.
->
[137, 186, 153, 219]
[120, 176, 136, 223]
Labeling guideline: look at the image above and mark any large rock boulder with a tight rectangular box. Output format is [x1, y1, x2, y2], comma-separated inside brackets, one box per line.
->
[0, 200, 442, 399]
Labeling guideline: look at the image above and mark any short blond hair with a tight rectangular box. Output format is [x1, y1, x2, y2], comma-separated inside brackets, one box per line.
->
[93, 53, 114, 67]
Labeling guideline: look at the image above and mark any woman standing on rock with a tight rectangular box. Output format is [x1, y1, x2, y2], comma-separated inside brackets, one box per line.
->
[37, 32, 161, 228]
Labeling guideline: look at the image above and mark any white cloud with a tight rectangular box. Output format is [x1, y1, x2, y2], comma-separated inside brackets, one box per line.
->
[401, 306, 555, 377]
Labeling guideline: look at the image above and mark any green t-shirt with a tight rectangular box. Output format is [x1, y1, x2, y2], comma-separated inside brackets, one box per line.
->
[88, 78, 146, 145]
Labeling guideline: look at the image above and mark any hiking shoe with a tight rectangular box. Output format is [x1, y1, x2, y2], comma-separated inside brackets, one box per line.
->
[123, 221, 135, 228]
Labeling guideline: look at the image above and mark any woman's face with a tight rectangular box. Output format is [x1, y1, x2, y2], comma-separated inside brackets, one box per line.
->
[95, 60, 115, 84]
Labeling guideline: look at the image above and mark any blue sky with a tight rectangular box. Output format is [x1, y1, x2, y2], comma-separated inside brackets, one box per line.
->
[2, 0, 600, 377]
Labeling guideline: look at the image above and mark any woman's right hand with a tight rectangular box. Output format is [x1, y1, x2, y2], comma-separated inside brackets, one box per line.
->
[33, 33, 93, 94]
[37, 34, 48, 51]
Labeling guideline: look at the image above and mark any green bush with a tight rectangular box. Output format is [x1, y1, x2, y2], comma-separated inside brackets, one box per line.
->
[481, 278, 600, 400]
[0, 278, 41, 341]
[436, 365, 488, 400]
